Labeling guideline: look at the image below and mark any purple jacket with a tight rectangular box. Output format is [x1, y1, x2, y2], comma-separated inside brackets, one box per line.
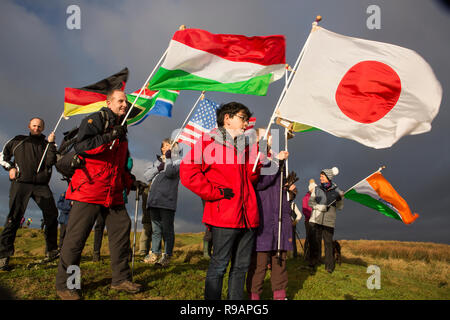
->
[254, 160, 294, 252]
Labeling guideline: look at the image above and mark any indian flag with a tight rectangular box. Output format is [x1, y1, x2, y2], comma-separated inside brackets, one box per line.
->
[345, 171, 419, 224]
[148, 28, 286, 96]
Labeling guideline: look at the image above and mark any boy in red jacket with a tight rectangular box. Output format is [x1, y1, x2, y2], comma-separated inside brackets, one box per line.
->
[180, 102, 261, 300]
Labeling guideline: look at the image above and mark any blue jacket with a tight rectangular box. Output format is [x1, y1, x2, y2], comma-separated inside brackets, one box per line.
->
[144, 148, 181, 212]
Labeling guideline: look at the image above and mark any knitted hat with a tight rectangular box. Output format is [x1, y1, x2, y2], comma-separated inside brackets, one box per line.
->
[321, 167, 339, 181]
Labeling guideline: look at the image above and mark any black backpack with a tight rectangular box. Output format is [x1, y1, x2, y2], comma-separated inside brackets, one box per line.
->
[55, 110, 110, 181]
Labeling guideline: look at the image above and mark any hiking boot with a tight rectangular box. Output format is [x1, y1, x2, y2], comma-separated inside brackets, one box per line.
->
[143, 252, 160, 264]
[0, 257, 10, 271]
[111, 280, 142, 294]
[156, 253, 171, 267]
[203, 240, 211, 259]
[56, 289, 81, 300]
[41, 249, 60, 263]
[92, 251, 101, 262]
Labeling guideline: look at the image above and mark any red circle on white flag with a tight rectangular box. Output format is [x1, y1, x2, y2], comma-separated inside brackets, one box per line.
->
[335, 61, 401, 124]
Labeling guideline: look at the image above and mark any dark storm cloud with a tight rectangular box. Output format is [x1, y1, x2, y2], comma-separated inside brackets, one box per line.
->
[0, 0, 449, 243]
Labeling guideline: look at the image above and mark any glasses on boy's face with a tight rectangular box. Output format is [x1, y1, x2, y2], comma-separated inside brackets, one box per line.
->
[234, 114, 249, 123]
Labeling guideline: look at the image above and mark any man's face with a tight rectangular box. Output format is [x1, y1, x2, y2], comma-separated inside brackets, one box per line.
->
[107, 90, 128, 117]
[224, 110, 249, 137]
[28, 118, 44, 136]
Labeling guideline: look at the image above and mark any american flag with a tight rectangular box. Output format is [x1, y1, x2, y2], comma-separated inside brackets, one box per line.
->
[177, 98, 256, 147]
[177, 98, 221, 147]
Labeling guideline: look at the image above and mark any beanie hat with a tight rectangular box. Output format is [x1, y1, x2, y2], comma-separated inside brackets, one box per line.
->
[321, 167, 339, 181]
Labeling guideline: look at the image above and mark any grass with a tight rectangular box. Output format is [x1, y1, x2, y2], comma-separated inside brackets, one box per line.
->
[0, 227, 449, 300]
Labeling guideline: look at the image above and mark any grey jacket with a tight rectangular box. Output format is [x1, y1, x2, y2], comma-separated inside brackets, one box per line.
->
[144, 149, 181, 212]
[308, 182, 344, 228]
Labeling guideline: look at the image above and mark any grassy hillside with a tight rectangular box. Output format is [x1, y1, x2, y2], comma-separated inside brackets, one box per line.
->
[0, 227, 448, 300]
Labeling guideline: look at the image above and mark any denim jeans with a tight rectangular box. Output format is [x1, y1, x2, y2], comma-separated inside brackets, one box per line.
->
[205, 226, 256, 300]
[149, 207, 175, 256]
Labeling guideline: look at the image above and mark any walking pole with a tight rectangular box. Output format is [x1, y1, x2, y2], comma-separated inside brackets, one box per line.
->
[36, 111, 66, 173]
[276, 161, 285, 266]
[131, 185, 140, 280]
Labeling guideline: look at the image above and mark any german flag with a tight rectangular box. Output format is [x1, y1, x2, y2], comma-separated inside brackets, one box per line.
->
[64, 68, 129, 117]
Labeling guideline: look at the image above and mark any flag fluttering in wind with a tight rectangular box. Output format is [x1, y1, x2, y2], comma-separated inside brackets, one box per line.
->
[126, 88, 179, 126]
[148, 28, 286, 96]
[345, 171, 419, 224]
[277, 27, 442, 149]
[177, 98, 221, 147]
[64, 68, 129, 117]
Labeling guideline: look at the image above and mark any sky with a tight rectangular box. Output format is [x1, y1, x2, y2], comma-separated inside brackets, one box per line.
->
[0, 0, 449, 244]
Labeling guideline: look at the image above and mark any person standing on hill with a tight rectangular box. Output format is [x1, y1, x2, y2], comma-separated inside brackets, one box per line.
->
[180, 102, 261, 300]
[0, 117, 59, 271]
[308, 167, 344, 273]
[55, 89, 144, 300]
[143, 139, 181, 268]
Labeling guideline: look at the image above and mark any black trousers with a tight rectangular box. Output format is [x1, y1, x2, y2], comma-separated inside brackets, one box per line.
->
[93, 213, 106, 253]
[0, 181, 58, 258]
[308, 222, 335, 272]
[55, 201, 132, 290]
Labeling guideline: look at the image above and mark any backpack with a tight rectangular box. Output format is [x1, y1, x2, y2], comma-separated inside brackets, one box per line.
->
[55, 110, 110, 181]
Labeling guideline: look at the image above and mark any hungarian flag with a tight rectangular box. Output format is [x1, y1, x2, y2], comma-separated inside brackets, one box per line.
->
[277, 27, 442, 149]
[64, 68, 129, 117]
[148, 28, 286, 96]
[126, 88, 179, 126]
[345, 171, 419, 224]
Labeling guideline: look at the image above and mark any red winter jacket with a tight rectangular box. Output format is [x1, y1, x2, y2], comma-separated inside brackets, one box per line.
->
[66, 108, 133, 207]
[180, 128, 261, 229]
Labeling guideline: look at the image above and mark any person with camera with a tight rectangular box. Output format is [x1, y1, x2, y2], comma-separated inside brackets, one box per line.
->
[55, 89, 144, 300]
[0, 117, 59, 271]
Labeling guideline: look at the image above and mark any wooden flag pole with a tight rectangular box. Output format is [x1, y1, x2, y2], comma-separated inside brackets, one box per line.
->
[171, 91, 205, 149]
[252, 16, 321, 172]
[36, 111, 66, 173]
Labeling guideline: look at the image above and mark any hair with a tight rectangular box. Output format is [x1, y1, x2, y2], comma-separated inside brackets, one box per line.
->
[106, 88, 125, 101]
[29, 117, 45, 127]
[216, 102, 252, 127]
[161, 138, 173, 148]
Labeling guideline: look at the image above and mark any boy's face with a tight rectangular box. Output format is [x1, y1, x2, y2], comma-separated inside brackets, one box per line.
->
[224, 110, 249, 137]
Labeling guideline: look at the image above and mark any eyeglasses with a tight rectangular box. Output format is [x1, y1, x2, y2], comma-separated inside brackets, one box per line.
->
[234, 114, 249, 123]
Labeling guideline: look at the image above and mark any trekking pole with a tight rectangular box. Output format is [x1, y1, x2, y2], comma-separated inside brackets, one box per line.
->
[276, 161, 285, 266]
[131, 185, 140, 280]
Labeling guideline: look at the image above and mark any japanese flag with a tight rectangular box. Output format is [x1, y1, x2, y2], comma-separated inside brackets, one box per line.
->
[277, 27, 442, 149]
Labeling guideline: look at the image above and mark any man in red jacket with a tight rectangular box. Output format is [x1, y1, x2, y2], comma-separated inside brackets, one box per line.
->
[55, 89, 142, 300]
[180, 102, 261, 300]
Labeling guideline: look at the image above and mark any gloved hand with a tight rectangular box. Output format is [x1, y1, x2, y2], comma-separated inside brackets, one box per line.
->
[157, 161, 165, 172]
[285, 171, 299, 187]
[308, 179, 317, 193]
[70, 154, 85, 169]
[110, 124, 127, 140]
[165, 150, 172, 159]
[131, 180, 147, 193]
[219, 188, 235, 200]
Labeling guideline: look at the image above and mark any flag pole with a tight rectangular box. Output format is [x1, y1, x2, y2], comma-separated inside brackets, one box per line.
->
[171, 91, 205, 149]
[252, 16, 320, 172]
[36, 111, 66, 173]
[109, 47, 169, 150]
[326, 166, 386, 208]
[343, 166, 386, 195]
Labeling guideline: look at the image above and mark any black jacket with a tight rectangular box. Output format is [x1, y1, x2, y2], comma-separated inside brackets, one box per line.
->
[0, 133, 56, 184]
